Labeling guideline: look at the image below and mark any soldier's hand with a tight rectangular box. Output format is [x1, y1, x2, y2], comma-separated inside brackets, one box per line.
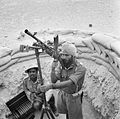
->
[52, 60, 58, 70]
[30, 93, 36, 100]
[37, 84, 53, 92]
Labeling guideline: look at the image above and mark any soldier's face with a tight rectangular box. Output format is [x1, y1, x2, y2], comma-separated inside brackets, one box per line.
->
[60, 53, 72, 63]
[28, 69, 38, 80]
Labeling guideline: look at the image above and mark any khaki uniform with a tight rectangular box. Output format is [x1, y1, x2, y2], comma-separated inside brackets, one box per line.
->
[54, 60, 86, 119]
[23, 77, 58, 115]
[23, 77, 44, 103]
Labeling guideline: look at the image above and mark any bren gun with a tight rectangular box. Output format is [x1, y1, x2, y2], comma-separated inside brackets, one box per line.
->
[23, 29, 65, 69]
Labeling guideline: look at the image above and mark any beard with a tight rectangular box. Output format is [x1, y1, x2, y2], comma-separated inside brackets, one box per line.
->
[62, 57, 74, 68]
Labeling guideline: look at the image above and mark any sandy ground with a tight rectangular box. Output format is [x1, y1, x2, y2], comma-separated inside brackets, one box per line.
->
[34, 96, 101, 119]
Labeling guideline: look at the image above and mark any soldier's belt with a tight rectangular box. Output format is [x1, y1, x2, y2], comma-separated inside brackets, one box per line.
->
[72, 89, 83, 97]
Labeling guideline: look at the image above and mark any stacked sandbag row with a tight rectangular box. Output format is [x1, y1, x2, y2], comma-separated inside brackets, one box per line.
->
[0, 44, 50, 73]
[76, 33, 120, 80]
[0, 47, 34, 73]
[75, 33, 120, 119]
[92, 33, 120, 79]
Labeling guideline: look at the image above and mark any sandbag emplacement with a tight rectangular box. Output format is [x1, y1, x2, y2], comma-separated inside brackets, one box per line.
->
[92, 33, 117, 49]
[0, 46, 12, 58]
[0, 55, 11, 67]
[0, 58, 19, 72]
[110, 41, 120, 57]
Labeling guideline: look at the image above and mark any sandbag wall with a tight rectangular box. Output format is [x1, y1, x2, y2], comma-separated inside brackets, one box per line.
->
[0, 30, 120, 118]
[76, 33, 120, 119]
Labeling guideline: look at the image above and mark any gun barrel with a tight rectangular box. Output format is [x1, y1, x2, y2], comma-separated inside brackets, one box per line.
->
[24, 29, 65, 69]
[24, 29, 55, 57]
[24, 29, 39, 42]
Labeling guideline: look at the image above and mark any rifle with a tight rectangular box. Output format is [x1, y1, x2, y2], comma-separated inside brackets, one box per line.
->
[24, 29, 65, 69]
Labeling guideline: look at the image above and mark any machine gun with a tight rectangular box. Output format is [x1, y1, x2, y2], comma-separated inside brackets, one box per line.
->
[23, 29, 65, 69]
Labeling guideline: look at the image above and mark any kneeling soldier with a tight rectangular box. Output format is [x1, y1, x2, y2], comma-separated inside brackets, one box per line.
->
[23, 65, 58, 116]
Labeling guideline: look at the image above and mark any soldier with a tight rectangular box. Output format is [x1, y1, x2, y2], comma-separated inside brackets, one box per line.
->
[38, 41, 86, 119]
[23, 64, 58, 116]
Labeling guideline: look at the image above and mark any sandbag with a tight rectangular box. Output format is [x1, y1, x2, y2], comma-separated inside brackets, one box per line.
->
[110, 41, 120, 57]
[0, 55, 11, 67]
[57, 30, 75, 35]
[40, 30, 73, 35]
[108, 52, 119, 66]
[17, 53, 49, 64]
[105, 51, 119, 70]
[110, 63, 120, 80]
[11, 47, 20, 56]
[74, 38, 86, 47]
[17, 55, 36, 63]
[115, 57, 120, 69]
[82, 37, 94, 50]
[77, 53, 96, 61]
[59, 35, 85, 45]
[94, 58, 119, 80]
[76, 31, 94, 38]
[77, 47, 94, 53]
[92, 53, 109, 63]
[107, 53, 120, 79]
[94, 57, 109, 67]
[0, 46, 12, 58]
[96, 45, 110, 63]
[91, 42, 101, 54]
[0, 58, 19, 72]
[98, 45, 107, 57]
[92, 33, 116, 49]
[11, 50, 35, 59]
[104, 50, 114, 64]
[104, 51, 120, 78]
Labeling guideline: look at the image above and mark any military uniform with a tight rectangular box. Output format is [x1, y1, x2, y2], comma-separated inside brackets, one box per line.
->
[37, 41, 86, 118]
[23, 77, 44, 103]
[54, 60, 86, 119]
[23, 75, 58, 116]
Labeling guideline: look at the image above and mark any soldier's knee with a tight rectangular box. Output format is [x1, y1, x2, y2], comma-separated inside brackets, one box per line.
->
[33, 101, 43, 111]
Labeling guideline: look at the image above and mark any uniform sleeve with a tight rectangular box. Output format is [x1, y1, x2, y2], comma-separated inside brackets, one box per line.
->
[51, 62, 61, 83]
[23, 78, 31, 96]
[69, 64, 86, 88]
[55, 63, 61, 79]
